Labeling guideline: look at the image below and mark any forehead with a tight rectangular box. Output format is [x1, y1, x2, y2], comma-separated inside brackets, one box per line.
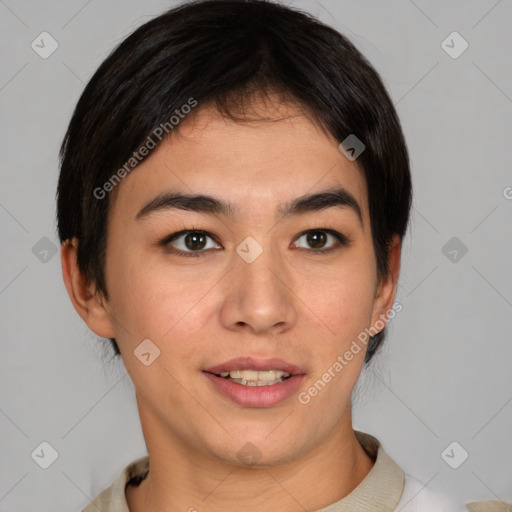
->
[111, 100, 369, 221]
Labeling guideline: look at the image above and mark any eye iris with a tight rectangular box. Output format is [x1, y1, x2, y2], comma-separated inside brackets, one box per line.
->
[185, 232, 207, 250]
[307, 231, 327, 249]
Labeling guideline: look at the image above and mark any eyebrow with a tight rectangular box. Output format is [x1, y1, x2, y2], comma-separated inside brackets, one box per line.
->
[135, 187, 363, 224]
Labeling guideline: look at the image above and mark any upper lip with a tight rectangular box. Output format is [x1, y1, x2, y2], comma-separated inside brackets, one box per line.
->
[204, 357, 307, 376]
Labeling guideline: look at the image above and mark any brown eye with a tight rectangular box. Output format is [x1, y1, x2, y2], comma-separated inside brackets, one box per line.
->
[163, 230, 221, 255]
[306, 231, 327, 249]
[184, 232, 207, 250]
[292, 229, 350, 252]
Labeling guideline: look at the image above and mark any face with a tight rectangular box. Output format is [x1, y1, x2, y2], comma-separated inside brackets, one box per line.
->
[74, 99, 398, 467]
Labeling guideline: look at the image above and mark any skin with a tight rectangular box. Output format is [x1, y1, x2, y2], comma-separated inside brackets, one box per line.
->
[61, 97, 401, 511]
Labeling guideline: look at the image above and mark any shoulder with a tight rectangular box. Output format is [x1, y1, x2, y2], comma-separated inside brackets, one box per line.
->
[398, 477, 512, 512]
[81, 456, 149, 512]
[395, 474, 469, 512]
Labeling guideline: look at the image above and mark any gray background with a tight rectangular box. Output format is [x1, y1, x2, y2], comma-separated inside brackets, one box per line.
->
[1, 0, 511, 510]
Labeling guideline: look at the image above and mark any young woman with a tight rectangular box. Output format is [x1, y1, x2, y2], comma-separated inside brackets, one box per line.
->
[57, 1, 495, 510]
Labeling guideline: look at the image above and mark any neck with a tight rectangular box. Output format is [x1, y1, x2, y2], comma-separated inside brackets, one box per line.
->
[127, 403, 374, 511]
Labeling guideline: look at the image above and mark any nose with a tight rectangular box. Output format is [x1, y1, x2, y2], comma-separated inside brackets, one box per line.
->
[219, 242, 298, 335]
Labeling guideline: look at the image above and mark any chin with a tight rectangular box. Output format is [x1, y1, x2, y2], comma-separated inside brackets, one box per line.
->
[206, 432, 309, 468]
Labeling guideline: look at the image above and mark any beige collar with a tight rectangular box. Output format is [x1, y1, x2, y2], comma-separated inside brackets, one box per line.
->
[318, 431, 404, 511]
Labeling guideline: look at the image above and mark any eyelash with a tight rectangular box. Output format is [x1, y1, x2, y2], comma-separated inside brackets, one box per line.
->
[158, 226, 352, 258]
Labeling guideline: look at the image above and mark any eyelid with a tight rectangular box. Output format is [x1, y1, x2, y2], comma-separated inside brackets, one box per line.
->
[291, 228, 351, 252]
[159, 229, 222, 255]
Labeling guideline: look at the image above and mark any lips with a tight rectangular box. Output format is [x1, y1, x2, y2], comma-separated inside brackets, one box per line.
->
[203, 356, 307, 376]
[203, 356, 307, 407]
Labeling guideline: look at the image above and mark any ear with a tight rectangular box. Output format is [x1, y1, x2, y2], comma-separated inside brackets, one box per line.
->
[370, 234, 401, 331]
[60, 238, 116, 339]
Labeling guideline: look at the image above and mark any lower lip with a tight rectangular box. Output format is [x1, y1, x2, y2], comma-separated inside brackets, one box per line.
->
[203, 372, 306, 407]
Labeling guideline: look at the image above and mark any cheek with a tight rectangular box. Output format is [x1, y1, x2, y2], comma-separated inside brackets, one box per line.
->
[295, 255, 377, 339]
[105, 248, 217, 351]
[296, 263, 376, 410]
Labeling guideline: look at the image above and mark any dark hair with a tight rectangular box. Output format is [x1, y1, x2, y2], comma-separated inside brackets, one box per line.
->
[56, 0, 411, 363]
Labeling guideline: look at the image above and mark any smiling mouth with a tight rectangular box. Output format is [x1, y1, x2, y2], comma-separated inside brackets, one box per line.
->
[203, 360, 306, 407]
[214, 369, 292, 386]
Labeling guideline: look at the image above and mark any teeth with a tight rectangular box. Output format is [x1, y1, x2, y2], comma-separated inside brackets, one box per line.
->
[239, 378, 283, 386]
[217, 369, 291, 385]
[225, 369, 290, 380]
[231, 378, 285, 386]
